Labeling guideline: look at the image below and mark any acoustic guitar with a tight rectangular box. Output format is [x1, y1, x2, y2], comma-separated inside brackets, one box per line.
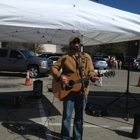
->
[52, 70, 115, 99]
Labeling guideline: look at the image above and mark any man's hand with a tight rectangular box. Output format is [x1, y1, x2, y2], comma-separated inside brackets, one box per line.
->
[91, 75, 99, 82]
[60, 76, 69, 85]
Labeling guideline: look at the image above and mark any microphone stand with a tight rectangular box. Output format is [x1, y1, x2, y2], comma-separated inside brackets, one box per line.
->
[76, 45, 86, 140]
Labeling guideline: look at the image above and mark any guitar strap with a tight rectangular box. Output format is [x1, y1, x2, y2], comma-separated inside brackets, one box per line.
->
[74, 52, 89, 92]
[78, 52, 89, 95]
[81, 52, 85, 77]
[72, 52, 85, 77]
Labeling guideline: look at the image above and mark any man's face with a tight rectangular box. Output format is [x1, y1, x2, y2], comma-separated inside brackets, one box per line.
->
[70, 38, 81, 52]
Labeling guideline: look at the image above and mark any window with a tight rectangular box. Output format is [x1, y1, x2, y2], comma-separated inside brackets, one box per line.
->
[20, 50, 34, 58]
[9, 50, 21, 58]
[0, 49, 8, 57]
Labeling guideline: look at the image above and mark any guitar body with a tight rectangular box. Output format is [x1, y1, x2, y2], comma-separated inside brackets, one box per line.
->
[52, 70, 115, 99]
[52, 73, 82, 99]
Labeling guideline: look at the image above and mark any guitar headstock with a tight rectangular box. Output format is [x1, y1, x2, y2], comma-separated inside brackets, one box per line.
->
[104, 70, 115, 77]
[97, 70, 115, 78]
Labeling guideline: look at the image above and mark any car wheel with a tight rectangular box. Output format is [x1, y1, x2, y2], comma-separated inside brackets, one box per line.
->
[28, 66, 39, 78]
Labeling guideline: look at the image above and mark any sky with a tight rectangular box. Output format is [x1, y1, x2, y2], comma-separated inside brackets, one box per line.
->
[93, 0, 140, 15]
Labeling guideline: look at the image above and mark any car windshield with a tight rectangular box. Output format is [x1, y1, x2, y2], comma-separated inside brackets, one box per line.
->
[38, 53, 62, 58]
[136, 59, 140, 62]
[125, 58, 135, 62]
[20, 50, 34, 58]
[94, 58, 105, 61]
[38, 54, 47, 58]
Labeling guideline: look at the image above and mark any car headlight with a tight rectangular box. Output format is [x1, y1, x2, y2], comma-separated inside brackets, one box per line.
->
[40, 61, 48, 67]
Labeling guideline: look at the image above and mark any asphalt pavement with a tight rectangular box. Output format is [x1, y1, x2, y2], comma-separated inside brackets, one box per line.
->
[0, 69, 140, 140]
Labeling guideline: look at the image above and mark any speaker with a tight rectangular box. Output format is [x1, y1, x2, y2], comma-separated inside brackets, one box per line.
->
[13, 95, 22, 108]
[33, 80, 43, 98]
[132, 114, 140, 139]
[85, 101, 108, 117]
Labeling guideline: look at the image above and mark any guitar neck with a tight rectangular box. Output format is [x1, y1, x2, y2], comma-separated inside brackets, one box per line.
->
[74, 76, 91, 84]
[68, 70, 115, 86]
[74, 74, 103, 84]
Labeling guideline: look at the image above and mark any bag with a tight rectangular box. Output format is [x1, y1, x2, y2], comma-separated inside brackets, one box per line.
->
[86, 101, 108, 117]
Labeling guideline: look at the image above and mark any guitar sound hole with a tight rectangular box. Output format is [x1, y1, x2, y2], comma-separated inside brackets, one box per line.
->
[68, 80, 75, 87]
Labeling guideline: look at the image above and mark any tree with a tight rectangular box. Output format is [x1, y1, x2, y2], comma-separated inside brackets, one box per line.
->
[2, 42, 23, 48]
[96, 42, 126, 55]
[1, 42, 9, 48]
[83, 42, 126, 56]
[21, 43, 45, 55]
[1, 42, 45, 55]
[61, 46, 70, 52]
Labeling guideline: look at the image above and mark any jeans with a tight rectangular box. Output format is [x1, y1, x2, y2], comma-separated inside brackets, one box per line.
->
[61, 92, 87, 140]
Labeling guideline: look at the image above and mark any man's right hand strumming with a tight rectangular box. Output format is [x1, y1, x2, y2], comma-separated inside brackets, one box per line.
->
[60, 75, 69, 85]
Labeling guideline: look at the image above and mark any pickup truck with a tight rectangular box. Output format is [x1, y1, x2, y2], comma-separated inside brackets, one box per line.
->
[0, 48, 53, 78]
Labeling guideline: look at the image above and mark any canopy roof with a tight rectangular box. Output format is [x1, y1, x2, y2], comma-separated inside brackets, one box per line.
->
[0, 0, 140, 46]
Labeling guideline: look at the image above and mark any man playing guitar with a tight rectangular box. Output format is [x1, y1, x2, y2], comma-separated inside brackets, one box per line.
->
[50, 36, 99, 140]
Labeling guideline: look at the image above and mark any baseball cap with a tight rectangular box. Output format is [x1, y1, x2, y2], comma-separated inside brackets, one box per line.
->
[69, 36, 80, 43]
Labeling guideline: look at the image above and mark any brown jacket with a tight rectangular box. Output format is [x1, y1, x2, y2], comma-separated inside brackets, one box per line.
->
[50, 51, 96, 94]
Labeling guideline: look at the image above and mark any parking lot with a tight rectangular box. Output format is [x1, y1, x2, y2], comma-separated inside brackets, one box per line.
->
[0, 69, 140, 140]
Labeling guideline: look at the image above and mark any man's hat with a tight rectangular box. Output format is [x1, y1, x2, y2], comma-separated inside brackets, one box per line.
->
[69, 36, 80, 43]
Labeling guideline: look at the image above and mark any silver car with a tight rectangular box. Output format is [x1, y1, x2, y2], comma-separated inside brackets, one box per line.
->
[133, 59, 140, 69]
[137, 61, 140, 70]
[0, 48, 53, 78]
[48, 56, 60, 64]
[92, 57, 108, 69]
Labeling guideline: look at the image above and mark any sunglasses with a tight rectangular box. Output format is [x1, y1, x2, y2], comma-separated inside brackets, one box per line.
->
[71, 39, 80, 44]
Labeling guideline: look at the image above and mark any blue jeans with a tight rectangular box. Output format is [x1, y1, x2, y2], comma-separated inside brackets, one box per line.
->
[61, 92, 87, 140]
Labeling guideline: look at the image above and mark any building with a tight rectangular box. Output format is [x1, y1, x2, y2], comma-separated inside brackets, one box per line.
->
[0, 42, 63, 53]
[39, 44, 63, 54]
[126, 40, 140, 57]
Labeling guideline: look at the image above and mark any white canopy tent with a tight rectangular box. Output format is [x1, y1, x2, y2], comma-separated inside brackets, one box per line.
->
[0, 0, 140, 46]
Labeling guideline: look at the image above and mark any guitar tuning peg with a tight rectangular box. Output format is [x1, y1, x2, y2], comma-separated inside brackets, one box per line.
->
[107, 71, 109, 78]
[109, 71, 112, 78]
[110, 70, 115, 77]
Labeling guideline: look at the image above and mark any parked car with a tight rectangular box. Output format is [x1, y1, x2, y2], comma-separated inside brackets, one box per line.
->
[38, 53, 63, 59]
[0, 48, 53, 78]
[123, 57, 137, 69]
[92, 57, 108, 69]
[133, 59, 140, 69]
[137, 61, 140, 70]
[91, 55, 110, 63]
[48, 56, 62, 73]
[48, 56, 61, 64]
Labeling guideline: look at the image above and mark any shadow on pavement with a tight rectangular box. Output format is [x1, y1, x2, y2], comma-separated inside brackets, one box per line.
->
[83, 120, 133, 139]
[115, 130, 132, 138]
[88, 91, 140, 119]
[0, 93, 61, 140]
[0, 72, 26, 78]
[2, 122, 61, 140]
